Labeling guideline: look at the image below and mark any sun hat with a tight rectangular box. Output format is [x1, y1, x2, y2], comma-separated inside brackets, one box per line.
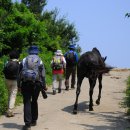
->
[55, 50, 63, 56]
[28, 45, 39, 54]
[68, 44, 75, 49]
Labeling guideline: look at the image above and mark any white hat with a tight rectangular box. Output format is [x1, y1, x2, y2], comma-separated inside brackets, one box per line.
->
[55, 50, 63, 55]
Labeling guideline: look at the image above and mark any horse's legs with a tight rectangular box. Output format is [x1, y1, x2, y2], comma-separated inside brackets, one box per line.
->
[96, 74, 102, 105]
[73, 76, 84, 114]
[89, 78, 96, 111]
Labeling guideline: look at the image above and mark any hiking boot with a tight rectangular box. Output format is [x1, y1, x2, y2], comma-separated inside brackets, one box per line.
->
[31, 121, 37, 126]
[22, 125, 31, 130]
[65, 86, 69, 91]
[53, 90, 56, 95]
[6, 111, 14, 117]
[58, 88, 61, 93]
[71, 85, 75, 89]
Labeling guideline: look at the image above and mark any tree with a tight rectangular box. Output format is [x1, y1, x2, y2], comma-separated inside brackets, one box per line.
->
[0, 0, 12, 11]
[42, 8, 79, 51]
[0, 3, 50, 54]
[125, 13, 130, 18]
[21, 0, 47, 15]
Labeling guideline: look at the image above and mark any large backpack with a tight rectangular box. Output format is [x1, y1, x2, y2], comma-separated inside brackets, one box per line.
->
[52, 56, 63, 70]
[3, 60, 19, 80]
[21, 55, 40, 82]
[66, 51, 76, 66]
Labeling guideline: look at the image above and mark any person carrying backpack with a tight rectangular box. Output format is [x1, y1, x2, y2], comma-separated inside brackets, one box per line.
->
[3, 50, 20, 117]
[51, 50, 66, 95]
[18, 45, 47, 130]
[64, 44, 78, 90]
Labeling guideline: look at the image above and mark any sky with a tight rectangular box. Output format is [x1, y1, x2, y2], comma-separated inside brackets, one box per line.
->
[13, 0, 130, 68]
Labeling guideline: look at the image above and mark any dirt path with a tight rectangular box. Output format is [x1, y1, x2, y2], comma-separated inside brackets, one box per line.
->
[0, 69, 130, 130]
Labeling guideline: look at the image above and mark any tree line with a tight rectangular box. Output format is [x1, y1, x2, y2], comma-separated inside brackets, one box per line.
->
[0, 0, 80, 54]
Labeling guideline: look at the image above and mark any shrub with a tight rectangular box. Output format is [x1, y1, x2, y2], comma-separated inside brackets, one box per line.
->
[122, 76, 130, 115]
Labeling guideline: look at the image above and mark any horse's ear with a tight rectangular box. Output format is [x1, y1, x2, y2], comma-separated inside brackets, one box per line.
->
[104, 56, 107, 61]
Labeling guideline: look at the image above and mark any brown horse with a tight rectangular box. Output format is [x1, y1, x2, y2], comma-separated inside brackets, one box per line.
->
[73, 47, 113, 114]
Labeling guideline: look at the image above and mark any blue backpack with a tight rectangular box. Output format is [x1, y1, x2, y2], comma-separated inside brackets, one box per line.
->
[21, 55, 40, 82]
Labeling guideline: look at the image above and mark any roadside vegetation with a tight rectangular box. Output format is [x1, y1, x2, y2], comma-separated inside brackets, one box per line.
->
[0, 0, 81, 115]
[123, 76, 130, 115]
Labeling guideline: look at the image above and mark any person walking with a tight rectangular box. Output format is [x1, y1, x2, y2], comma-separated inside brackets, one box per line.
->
[64, 44, 78, 90]
[51, 50, 66, 95]
[18, 45, 47, 130]
[3, 50, 20, 117]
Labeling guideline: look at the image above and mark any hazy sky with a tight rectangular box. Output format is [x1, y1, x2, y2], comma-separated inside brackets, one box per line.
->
[13, 0, 130, 68]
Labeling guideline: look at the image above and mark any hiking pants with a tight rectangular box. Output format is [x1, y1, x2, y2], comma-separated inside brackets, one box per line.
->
[65, 66, 76, 88]
[52, 74, 63, 91]
[5, 79, 18, 113]
[21, 81, 41, 126]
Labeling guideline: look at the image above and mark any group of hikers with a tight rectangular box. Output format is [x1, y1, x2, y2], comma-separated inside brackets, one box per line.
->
[2, 44, 79, 130]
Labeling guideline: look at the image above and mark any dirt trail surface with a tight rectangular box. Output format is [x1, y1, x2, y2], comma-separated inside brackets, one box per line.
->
[0, 69, 130, 130]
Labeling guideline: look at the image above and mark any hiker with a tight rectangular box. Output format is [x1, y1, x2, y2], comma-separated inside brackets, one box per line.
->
[51, 50, 66, 95]
[18, 45, 47, 130]
[64, 44, 78, 90]
[3, 50, 20, 117]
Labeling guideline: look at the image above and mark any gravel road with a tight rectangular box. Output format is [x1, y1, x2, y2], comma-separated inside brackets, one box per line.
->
[0, 69, 130, 130]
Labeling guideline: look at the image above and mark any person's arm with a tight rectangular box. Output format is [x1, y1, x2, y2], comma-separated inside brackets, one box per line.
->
[75, 52, 79, 63]
[17, 62, 23, 92]
[62, 56, 66, 69]
[39, 63, 48, 98]
[39, 63, 46, 89]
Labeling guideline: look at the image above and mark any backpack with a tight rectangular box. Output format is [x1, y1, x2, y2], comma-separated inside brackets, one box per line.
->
[66, 51, 76, 66]
[21, 55, 40, 82]
[3, 60, 19, 80]
[52, 56, 63, 70]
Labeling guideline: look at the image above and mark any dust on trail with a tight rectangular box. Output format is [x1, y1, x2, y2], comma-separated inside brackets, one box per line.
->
[0, 69, 130, 130]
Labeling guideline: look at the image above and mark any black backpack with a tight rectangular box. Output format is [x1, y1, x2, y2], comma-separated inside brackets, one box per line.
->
[3, 60, 19, 80]
[66, 51, 76, 66]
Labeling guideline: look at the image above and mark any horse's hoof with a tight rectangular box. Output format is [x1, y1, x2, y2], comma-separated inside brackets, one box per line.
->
[73, 109, 77, 114]
[89, 108, 94, 111]
[96, 100, 100, 105]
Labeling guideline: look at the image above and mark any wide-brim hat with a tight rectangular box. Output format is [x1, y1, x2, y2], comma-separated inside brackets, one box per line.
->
[28, 45, 39, 54]
[68, 44, 75, 49]
[55, 50, 63, 55]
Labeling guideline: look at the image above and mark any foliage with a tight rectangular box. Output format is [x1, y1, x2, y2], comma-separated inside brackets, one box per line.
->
[125, 13, 130, 18]
[22, 0, 47, 15]
[1, 3, 49, 54]
[122, 76, 130, 115]
[0, 56, 8, 115]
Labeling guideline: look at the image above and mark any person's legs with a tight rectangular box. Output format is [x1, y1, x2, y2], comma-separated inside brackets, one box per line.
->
[65, 67, 72, 90]
[58, 74, 63, 93]
[5, 79, 18, 117]
[52, 74, 57, 94]
[22, 82, 32, 127]
[31, 82, 40, 126]
[71, 66, 76, 88]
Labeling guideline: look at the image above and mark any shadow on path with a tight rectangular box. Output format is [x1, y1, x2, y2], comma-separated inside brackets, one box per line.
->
[0, 123, 22, 130]
[62, 101, 89, 114]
